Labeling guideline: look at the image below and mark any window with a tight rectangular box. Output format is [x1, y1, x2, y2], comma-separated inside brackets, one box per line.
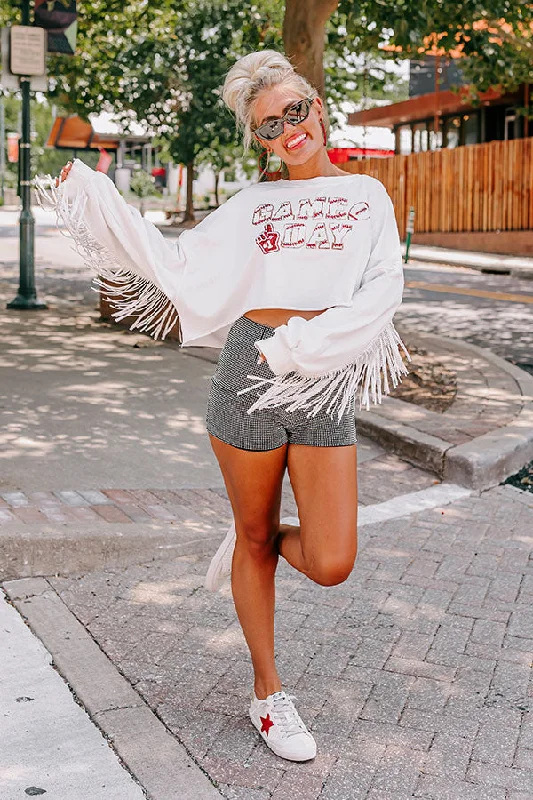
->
[412, 122, 430, 153]
[463, 113, 479, 145]
[398, 125, 412, 155]
[446, 116, 461, 148]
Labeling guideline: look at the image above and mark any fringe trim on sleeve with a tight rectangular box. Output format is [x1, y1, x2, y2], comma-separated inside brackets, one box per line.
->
[236, 322, 411, 422]
[32, 174, 181, 342]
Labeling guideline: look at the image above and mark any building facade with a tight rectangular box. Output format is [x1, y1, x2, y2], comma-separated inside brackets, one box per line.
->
[349, 55, 530, 156]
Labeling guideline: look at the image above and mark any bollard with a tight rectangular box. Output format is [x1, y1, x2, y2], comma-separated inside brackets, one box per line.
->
[404, 206, 415, 264]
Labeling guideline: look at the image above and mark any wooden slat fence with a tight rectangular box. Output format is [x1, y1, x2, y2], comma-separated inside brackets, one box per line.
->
[343, 138, 533, 236]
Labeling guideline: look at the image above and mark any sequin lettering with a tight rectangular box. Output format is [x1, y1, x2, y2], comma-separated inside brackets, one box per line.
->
[251, 193, 369, 253]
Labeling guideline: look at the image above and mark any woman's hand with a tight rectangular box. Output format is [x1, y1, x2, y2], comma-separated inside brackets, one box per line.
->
[55, 160, 73, 188]
[256, 351, 267, 365]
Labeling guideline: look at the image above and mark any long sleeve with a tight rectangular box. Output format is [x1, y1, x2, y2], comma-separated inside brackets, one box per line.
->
[32, 158, 251, 345]
[33, 158, 186, 340]
[238, 177, 411, 418]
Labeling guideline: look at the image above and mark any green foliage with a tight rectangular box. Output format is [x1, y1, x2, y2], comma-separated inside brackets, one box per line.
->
[1, 92, 69, 179]
[335, 0, 533, 93]
[1, 0, 531, 192]
[325, 15, 409, 115]
[0, 92, 99, 180]
[1, 167, 17, 188]
[129, 167, 157, 198]
[118, 0, 284, 166]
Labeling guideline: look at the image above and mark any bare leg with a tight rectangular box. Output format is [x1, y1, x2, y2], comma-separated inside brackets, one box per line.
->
[209, 434, 288, 699]
[278, 443, 358, 586]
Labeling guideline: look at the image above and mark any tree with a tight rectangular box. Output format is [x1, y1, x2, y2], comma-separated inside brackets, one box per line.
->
[121, 0, 283, 219]
[25, 0, 283, 220]
[1, 0, 404, 216]
[283, 0, 340, 98]
[283, 0, 533, 99]
[0, 92, 88, 191]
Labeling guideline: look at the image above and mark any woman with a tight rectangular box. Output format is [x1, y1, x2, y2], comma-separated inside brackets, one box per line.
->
[35, 49, 410, 763]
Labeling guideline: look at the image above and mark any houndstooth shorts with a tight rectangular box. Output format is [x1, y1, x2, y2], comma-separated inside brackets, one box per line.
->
[205, 315, 358, 451]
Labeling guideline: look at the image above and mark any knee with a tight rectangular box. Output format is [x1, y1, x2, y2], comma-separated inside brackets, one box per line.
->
[307, 551, 357, 587]
[236, 520, 277, 559]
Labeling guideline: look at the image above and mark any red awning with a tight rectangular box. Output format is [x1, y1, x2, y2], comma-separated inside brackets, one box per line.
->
[45, 115, 120, 150]
[347, 86, 518, 128]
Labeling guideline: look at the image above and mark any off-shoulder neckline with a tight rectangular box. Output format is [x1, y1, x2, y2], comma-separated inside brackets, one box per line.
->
[274, 173, 360, 185]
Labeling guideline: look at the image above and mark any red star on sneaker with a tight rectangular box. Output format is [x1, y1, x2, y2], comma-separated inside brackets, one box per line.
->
[260, 713, 274, 735]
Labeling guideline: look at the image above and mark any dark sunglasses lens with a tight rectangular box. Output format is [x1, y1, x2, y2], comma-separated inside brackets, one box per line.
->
[256, 120, 284, 140]
[287, 99, 311, 123]
[255, 98, 312, 140]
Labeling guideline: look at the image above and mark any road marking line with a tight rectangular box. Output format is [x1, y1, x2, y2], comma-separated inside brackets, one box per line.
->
[359, 483, 472, 526]
[406, 281, 533, 304]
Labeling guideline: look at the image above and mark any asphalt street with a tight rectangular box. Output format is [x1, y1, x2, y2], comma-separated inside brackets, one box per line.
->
[400, 262, 533, 374]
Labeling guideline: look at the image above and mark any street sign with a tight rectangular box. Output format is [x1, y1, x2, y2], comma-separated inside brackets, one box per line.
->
[1, 28, 47, 91]
[10, 25, 46, 76]
[34, 0, 77, 55]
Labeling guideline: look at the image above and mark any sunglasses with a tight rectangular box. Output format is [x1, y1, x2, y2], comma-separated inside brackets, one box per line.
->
[253, 97, 314, 141]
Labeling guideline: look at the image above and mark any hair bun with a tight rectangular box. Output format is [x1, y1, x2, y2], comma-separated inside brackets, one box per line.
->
[222, 50, 294, 114]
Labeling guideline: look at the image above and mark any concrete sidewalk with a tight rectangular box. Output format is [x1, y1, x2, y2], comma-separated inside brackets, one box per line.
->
[0, 589, 147, 799]
[1, 297, 532, 798]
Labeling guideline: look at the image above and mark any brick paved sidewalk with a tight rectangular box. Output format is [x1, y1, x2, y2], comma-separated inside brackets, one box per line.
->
[0, 451, 437, 527]
[42, 483, 533, 800]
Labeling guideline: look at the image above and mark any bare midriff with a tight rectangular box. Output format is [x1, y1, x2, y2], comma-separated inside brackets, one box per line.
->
[243, 308, 328, 327]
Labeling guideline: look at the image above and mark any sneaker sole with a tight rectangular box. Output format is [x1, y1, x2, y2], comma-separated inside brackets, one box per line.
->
[280, 516, 300, 527]
[204, 526, 235, 591]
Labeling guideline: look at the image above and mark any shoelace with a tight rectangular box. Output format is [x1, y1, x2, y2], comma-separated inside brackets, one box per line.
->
[267, 692, 307, 739]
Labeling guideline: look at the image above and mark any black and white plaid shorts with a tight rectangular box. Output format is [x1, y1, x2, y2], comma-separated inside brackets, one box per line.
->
[205, 316, 358, 451]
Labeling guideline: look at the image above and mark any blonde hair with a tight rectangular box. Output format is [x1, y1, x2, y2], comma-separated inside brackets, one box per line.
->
[222, 49, 329, 152]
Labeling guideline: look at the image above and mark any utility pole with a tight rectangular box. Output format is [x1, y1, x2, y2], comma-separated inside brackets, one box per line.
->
[7, 0, 47, 311]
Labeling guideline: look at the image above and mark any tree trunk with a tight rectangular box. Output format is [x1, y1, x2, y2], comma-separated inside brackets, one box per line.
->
[214, 171, 220, 206]
[283, 0, 339, 98]
[184, 160, 195, 221]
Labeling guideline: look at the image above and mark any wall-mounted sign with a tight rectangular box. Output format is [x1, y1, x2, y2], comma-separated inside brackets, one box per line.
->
[10, 25, 46, 76]
[34, 0, 77, 55]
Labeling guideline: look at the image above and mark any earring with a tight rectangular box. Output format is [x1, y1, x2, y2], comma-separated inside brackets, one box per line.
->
[258, 147, 283, 181]
[320, 118, 327, 146]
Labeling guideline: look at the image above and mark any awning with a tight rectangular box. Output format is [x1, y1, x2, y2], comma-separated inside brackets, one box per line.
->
[45, 115, 119, 150]
[45, 114, 153, 151]
[347, 86, 517, 129]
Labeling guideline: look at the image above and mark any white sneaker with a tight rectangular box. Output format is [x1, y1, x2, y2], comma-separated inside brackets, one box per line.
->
[280, 516, 300, 526]
[204, 521, 236, 591]
[249, 690, 316, 762]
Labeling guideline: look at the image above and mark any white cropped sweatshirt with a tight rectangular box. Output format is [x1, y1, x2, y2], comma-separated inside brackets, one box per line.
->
[33, 158, 411, 420]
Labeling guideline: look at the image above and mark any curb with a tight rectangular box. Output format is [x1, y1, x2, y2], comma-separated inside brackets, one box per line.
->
[0, 521, 222, 582]
[2, 578, 222, 799]
[356, 333, 533, 491]
[0, 590, 147, 799]
[404, 245, 533, 279]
